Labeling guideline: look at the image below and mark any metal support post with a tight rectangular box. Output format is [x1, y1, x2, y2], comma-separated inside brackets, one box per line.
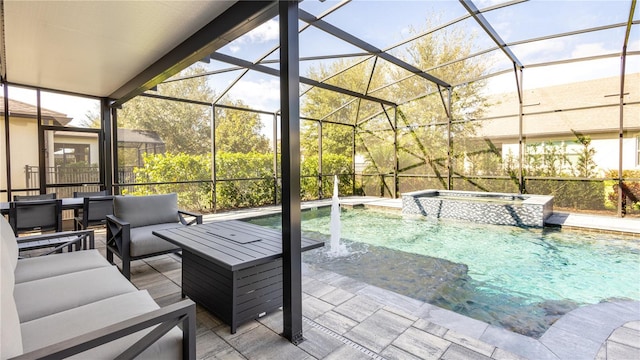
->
[352, 125, 357, 196]
[617, 49, 627, 217]
[517, 67, 525, 194]
[3, 83, 12, 199]
[318, 121, 323, 199]
[111, 107, 120, 194]
[393, 106, 398, 197]
[447, 88, 453, 190]
[212, 105, 217, 212]
[36, 90, 46, 194]
[101, 98, 113, 193]
[280, 0, 303, 345]
[273, 113, 279, 205]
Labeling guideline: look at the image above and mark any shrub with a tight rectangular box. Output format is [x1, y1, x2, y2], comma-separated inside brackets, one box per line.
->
[605, 170, 640, 213]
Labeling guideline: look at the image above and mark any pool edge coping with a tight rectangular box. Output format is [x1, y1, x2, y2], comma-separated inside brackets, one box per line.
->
[201, 197, 639, 359]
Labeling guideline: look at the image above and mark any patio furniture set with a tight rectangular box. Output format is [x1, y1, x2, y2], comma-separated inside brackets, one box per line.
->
[1, 192, 324, 358]
[1, 213, 196, 359]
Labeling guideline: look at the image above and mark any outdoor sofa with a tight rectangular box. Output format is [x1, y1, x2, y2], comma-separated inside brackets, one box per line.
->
[0, 215, 196, 359]
[106, 193, 202, 279]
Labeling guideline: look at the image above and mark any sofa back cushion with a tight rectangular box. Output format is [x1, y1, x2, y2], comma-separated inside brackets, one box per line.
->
[1, 215, 18, 271]
[113, 194, 180, 228]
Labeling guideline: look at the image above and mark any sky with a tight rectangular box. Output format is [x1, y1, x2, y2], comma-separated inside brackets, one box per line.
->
[209, 0, 639, 112]
[6, 0, 639, 130]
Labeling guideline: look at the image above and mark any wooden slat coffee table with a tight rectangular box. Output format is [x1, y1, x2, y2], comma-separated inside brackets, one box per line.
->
[153, 220, 324, 333]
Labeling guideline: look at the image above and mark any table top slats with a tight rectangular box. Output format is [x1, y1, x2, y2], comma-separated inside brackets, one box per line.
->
[156, 226, 268, 265]
[153, 220, 324, 271]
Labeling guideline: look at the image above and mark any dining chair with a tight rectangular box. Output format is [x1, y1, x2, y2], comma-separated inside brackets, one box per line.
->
[13, 193, 56, 201]
[73, 190, 108, 219]
[74, 196, 114, 230]
[73, 190, 108, 198]
[8, 199, 63, 236]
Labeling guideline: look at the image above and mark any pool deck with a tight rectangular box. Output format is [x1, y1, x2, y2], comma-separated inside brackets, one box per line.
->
[45, 196, 639, 359]
[545, 212, 640, 237]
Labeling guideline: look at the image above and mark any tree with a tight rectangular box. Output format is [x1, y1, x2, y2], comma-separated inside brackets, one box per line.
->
[300, 14, 491, 195]
[77, 108, 101, 128]
[301, 59, 375, 156]
[394, 17, 489, 185]
[572, 130, 598, 178]
[118, 66, 213, 155]
[118, 66, 270, 157]
[215, 101, 270, 154]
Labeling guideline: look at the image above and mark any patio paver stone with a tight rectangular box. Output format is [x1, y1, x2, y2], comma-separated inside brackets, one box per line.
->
[343, 308, 414, 353]
[391, 326, 451, 359]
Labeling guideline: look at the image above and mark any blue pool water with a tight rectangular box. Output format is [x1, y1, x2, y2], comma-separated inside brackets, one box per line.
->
[245, 207, 640, 338]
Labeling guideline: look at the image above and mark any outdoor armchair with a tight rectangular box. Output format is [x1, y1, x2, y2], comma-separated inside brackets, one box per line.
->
[106, 193, 202, 279]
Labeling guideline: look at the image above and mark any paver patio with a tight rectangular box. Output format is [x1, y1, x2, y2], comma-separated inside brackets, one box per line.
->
[22, 197, 638, 359]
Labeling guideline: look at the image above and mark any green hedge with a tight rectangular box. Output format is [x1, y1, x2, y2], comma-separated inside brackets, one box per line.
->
[128, 152, 353, 211]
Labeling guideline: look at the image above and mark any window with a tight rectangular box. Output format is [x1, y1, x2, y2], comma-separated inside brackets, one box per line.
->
[54, 143, 90, 166]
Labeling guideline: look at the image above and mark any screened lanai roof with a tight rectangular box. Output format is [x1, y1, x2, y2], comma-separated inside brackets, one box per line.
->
[159, 0, 639, 126]
[1, 0, 637, 116]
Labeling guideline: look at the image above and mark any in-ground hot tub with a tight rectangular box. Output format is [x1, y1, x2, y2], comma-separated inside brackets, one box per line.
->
[402, 190, 554, 227]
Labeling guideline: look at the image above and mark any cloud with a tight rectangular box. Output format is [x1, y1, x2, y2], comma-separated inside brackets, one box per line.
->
[511, 38, 567, 64]
[484, 56, 638, 95]
[492, 21, 512, 40]
[238, 19, 279, 44]
[571, 42, 610, 58]
[225, 19, 279, 54]
[474, 0, 508, 8]
[227, 78, 281, 112]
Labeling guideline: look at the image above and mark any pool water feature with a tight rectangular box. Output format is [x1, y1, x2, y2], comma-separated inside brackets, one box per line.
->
[245, 207, 640, 338]
[329, 175, 348, 257]
[402, 190, 553, 227]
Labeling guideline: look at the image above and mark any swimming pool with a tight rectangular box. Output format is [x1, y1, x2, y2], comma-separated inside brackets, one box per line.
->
[245, 207, 640, 338]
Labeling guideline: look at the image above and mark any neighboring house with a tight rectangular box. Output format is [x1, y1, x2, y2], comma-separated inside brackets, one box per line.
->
[117, 128, 166, 167]
[477, 73, 640, 176]
[0, 98, 165, 195]
[0, 98, 73, 192]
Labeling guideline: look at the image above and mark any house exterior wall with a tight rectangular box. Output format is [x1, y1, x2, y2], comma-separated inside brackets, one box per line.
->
[501, 137, 639, 177]
[0, 116, 39, 195]
[0, 119, 99, 200]
[480, 73, 640, 176]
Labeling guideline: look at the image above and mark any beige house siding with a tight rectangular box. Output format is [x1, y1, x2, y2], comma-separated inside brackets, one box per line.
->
[1, 115, 40, 197]
[478, 73, 640, 175]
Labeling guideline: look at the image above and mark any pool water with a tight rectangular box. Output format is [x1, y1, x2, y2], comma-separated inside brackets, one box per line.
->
[245, 207, 640, 338]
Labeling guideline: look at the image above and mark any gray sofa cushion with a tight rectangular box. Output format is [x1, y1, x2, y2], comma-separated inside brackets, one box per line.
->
[1, 240, 23, 358]
[129, 223, 182, 257]
[15, 249, 111, 284]
[1, 215, 19, 270]
[20, 290, 183, 359]
[114, 194, 180, 228]
[15, 266, 138, 323]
